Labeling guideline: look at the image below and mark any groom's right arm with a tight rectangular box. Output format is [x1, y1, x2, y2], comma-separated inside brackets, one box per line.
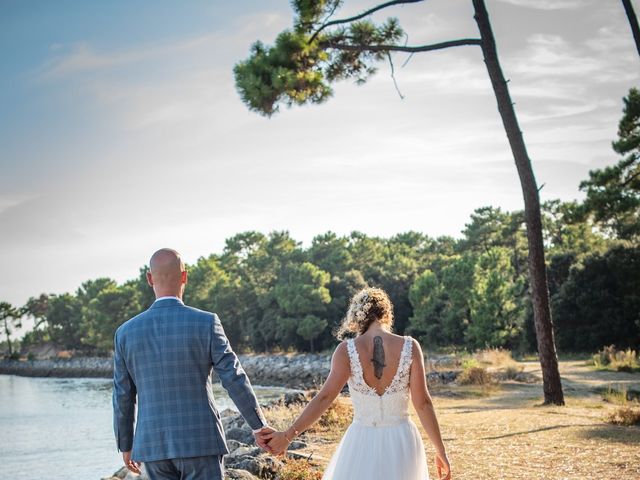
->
[112, 328, 137, 453]
[210, 313, 267, 432]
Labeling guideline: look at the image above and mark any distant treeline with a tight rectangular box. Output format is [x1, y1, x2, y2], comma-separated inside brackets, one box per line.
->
[13, 215, 639, 355]
[4, 89, 640, 356]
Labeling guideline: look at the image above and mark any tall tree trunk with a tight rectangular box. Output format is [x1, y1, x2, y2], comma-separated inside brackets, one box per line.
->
[622, 0, 640, 58]
[472, 0, 565, 405]
[3, 318, 12, 357]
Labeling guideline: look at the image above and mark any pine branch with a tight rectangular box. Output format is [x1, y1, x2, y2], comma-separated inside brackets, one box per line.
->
[323, 38, 482, 53]
[309, 0, 425, 43]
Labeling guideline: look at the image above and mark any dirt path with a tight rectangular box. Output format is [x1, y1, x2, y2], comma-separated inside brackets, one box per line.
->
[296, 360, 640, 480]
[519, 359, 640, 391]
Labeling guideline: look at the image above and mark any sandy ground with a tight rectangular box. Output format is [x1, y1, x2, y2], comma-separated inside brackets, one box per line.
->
[287, 360, 640, 480]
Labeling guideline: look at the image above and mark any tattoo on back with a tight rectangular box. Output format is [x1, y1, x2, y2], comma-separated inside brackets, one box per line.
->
[371, 336, 386, 379]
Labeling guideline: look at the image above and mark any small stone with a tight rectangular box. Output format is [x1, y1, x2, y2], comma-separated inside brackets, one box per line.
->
[289, 440, 307, 450]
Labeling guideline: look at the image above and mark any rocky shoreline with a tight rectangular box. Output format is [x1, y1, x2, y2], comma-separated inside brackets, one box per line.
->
[0, 357, 113, 378]
[0, 353, 332, 389]
[0, 353, 463, 389]
[0, 352, 467, 389]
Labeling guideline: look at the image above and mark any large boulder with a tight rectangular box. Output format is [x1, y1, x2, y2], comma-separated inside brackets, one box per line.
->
[233, 453, 282, 478]
[225, 426, 255, 445]
[101, 466, 148, 480]
[225, 468, 260, 480]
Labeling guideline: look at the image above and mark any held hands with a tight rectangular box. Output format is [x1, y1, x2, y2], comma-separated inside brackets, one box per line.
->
[122, 451, 141, 475]
[435, 451, 452, 480]
[255, 425, 298, 457]
[261, 430, 293, 457]
[254, 426, 276, 452]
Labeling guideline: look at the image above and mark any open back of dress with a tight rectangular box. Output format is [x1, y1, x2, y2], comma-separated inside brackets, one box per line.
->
[321, 336, 430, 480]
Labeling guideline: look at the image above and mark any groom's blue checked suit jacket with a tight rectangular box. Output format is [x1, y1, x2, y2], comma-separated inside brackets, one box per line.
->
[112, 297, 267, 462]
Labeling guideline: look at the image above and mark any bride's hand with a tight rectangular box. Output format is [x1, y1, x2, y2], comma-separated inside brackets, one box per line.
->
[262, 431, 291, 457]
[435, 451, 451, 479]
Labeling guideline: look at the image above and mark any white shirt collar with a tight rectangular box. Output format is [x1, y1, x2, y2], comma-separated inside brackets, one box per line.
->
[154, 296, 183, 303]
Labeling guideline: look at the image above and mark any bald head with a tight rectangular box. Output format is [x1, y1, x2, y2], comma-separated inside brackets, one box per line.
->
[147, 248, 187, 298]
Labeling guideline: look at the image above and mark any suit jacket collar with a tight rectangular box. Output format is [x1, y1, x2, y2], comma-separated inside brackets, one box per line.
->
[149, 297, 184, 309]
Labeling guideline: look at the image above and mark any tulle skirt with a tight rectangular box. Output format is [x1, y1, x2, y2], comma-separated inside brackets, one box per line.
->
[321, 419, 429, 480]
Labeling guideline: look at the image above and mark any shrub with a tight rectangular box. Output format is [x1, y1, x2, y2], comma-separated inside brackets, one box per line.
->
[473, 347, 524, 380]
[475, 347, 515, 367]
[457, 366, 495, 385]
[592, 345, 640, 372]
[461, 358, 480, 370]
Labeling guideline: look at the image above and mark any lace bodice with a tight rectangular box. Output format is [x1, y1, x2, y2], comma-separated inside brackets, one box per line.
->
[346, 336, 413, 427]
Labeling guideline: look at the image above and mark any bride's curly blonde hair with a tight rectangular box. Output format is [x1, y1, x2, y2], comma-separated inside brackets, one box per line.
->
[335, 287, 395, 339]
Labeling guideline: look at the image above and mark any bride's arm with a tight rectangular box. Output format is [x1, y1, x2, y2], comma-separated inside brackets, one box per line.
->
[263, 341, 351, 454]
[409, 338, 451, 477]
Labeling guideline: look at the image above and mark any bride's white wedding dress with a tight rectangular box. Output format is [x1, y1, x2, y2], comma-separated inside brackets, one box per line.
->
[322, 336, 429, 480]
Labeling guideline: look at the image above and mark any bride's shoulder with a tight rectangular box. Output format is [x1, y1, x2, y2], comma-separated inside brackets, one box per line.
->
[329, 341, 352, 371]
[404, 335, 424, 356]
[389, 332, 418, 344]
[332, 340, 350, 358]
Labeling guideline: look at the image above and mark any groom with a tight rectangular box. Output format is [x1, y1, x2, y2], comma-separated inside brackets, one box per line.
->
[113, 248, 273, 479]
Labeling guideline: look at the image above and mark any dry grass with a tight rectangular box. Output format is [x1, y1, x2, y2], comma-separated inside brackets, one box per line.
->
[607, 406, 640, 426]
[264, 395, 354, 444]
[276, 458, 323, 480]
[601, 385, 630, 405]
[269, 360, 640, 480]
[599, 384, 640, 427]
[430, 393, 640, 479]
[316, 397, 353, 432]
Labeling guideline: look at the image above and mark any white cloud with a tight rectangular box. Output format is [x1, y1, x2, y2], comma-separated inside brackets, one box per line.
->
[510, 34, 603, 77]
[38, 35, 218, 78]
[495, 0, 594, 10]
[0, 193, 34, 215]
[36, 12, 288, 80]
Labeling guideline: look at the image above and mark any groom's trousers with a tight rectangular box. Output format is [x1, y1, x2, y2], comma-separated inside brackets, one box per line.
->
[143, 455, 223, 480]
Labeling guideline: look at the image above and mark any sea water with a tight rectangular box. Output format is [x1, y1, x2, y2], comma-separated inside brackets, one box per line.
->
[0, 374, 289, 480]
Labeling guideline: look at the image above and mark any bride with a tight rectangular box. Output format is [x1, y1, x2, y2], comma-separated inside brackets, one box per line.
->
[264, 287, 451, 479]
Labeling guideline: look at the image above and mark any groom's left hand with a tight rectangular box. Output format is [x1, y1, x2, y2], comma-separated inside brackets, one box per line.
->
[254, 426, 276, 452]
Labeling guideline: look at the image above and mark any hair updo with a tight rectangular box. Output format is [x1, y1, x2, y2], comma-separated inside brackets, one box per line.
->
[335, 287, 394, 339]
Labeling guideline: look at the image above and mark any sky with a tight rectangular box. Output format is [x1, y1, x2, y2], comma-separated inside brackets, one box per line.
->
[1, 0, 638, 309]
